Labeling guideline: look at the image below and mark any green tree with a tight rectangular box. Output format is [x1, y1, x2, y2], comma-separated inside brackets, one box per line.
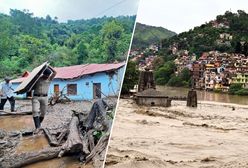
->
[155, 61, 176, 85]
[121, 61, 139, 94]
[48, 46, 77, 67]
[74, 40, 88, 64]
[179, 68, 191, 82]
[101, 20, 124, 62]
[235, 41, 242, 53]
[0, 9, 136, 78]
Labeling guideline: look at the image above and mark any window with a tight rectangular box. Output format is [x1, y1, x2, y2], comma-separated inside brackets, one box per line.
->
[67, 84, 77, 95]
[54, 84, 59, 94]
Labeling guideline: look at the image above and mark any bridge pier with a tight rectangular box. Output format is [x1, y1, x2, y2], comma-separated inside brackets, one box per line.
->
[187, 90, 197, 107]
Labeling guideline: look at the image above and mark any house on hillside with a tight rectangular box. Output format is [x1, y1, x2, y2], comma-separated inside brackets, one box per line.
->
[11, 63, 125, 100]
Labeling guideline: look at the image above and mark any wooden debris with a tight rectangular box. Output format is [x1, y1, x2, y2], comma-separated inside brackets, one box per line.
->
[43, 128, 59, 146]
[87, 129, 95, 151]
[1, 99, 112, 167]
[56, 129, 69, 145]
[58, 116, 83, 157]
[0, 110, 32, 116]
[85, 134, 109, 163]
[0, 147, 62, 168]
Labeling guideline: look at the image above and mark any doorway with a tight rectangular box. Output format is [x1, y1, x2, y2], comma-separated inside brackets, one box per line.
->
[93, 83, 101, 99]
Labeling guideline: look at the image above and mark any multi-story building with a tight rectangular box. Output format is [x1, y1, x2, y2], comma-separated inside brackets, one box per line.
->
[232, 73, 248, 88]
[192, 62, 205, 89]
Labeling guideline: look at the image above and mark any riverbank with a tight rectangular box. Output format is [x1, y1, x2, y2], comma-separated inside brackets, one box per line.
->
[156, 86, 248, 105]
[105, 98, 248, 168]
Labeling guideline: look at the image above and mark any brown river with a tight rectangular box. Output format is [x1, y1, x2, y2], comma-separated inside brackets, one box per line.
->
[1, 87, 248, 168]
[106, 86, 248, 168]
[157, 86, 248, 105]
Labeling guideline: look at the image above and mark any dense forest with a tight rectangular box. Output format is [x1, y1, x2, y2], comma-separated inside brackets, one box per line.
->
[0, 9, 136, 78]
[131, 22, 176, 49]
[161, 10, 248, 58]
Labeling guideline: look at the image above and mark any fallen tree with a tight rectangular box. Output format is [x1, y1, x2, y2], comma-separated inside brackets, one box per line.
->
[58, 116, 83, 157]
[1, 147, 62, 168]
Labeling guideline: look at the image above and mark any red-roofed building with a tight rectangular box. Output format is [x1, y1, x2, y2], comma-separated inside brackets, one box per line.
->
[12, 63, 125, 100]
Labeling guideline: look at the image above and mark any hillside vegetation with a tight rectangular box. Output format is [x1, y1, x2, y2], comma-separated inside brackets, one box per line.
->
[0, 9, 136, 78]
[161, 10, 248, 57]
[131, 22, 176, 49]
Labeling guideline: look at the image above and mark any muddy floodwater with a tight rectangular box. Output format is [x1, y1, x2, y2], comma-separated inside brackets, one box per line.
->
[157, 86, 248, 105]
[0, 115, 34, 131]
[25, 157, 94, 168]
[106, 96, 248, 168]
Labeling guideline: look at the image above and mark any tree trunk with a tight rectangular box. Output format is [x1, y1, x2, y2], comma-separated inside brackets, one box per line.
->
[43, 128, 59, 146]
[0, 147, 61, 168]
[85, 134, 109, 163]
[58, 115, 84, 157]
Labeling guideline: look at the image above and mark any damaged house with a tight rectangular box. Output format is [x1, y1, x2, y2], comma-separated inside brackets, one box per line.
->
[11, 63, 125, 100]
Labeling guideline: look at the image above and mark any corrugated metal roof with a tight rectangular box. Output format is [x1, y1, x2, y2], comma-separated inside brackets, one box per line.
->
[11, 77, 27, 83]
[11, 63, 125, 83]
[11, 71, 30, 83]
[14, 62, 48, 94]
[54, 63, 125, 79]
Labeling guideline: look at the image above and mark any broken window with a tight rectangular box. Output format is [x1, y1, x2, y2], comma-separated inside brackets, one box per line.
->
[67, 84, 77, 95]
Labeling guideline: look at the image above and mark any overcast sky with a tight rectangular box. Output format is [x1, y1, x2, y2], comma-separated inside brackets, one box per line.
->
[0, 0, 140, 22]
[137, 0, 248, 34]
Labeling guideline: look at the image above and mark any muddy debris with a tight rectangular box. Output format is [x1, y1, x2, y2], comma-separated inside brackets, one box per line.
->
[201, 157, 217, 162]
[0, 98, 116, 168]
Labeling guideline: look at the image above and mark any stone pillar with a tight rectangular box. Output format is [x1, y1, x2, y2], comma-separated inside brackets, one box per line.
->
[166, 98, 172, 107]
[187, 90, 197, 107]
[138, 69, 156, 92]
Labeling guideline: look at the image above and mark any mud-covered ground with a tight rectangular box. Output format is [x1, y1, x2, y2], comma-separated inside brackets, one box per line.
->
[0, 98, 117, 168]
[105, 99, 248, 168]
[0, 99, 92, 132]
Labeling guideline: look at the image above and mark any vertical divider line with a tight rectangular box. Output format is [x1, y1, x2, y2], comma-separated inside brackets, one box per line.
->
[101, 1, 141, 167]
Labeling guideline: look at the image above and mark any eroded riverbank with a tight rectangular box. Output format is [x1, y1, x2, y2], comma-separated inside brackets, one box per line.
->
[105, 99, 248, 168]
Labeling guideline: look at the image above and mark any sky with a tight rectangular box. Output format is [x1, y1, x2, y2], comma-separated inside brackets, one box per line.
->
[137, 0, 248, 34]
[0, 0, 140, 22]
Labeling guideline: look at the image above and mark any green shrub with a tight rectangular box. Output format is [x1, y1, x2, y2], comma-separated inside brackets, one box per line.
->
[229, 83, 243, 94]
[235, 88, 248, 96]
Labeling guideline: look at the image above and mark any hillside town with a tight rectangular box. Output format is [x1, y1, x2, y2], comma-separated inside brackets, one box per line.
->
[130, 43, 248, 93]
[128, 13, 248, 94]
[129, 44, 159, 70]
[178, 50, 248, 91]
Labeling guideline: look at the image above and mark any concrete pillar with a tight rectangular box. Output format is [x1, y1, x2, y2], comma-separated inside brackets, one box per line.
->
[138, 69, 156, 92]
[187, 90, 197, 107]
